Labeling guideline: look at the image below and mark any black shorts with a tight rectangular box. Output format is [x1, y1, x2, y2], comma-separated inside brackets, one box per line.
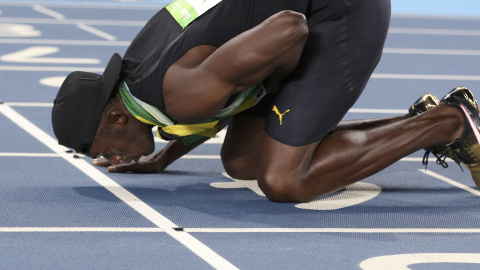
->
[244, 0, 391, 146]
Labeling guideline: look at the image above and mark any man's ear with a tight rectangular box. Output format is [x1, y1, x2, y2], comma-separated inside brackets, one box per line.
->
[107, 109, 128, 125]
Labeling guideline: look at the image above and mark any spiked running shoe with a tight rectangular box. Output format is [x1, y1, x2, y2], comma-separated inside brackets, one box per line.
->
[442, 87, 480, 189]
[409, 93, 440, 116]
[408, 93, 453, 168]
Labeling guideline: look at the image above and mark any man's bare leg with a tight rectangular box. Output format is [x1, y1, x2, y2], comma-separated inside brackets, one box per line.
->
[221, 114, 267, 180]
[255, 103, 463, 202]
[221, 111, 417, 180]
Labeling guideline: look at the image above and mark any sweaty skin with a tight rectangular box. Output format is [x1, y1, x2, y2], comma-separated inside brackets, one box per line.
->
[93, 11, 465, 203]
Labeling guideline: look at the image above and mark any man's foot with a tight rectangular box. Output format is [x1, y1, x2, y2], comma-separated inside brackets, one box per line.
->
[408, 92, 452, 168]
[441, 87, 480, 189]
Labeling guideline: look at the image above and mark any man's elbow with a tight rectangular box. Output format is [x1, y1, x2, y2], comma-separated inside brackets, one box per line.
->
[275, 10, 309, 42]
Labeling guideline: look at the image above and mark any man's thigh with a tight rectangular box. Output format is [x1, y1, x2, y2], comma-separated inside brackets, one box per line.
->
[264, 0, 390, 147]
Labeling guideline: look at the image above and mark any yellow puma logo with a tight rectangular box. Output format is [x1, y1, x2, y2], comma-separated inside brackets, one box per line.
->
[272, 105, 290, 125]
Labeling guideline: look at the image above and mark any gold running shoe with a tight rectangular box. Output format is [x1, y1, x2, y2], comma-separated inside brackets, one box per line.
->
[408, 93, 453, 168]
[441, 87, 480, 189]
[409, 93, 440, 116]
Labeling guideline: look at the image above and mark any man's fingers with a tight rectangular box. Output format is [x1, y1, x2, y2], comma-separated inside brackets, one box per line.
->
[107, 163, 139, 173]
[107, 161, 159, 173]
[93, 158, 111, 167]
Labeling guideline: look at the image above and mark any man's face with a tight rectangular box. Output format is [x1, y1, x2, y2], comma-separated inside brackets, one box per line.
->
[88, 121, 155, 165]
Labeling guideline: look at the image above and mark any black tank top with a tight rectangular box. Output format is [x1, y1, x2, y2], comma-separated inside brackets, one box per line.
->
[121, 0, 351, 113]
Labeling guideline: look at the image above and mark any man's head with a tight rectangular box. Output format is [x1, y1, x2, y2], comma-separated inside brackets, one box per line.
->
[52, 53, 154, 163]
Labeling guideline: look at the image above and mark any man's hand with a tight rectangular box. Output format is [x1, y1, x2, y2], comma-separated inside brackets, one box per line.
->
[93, 125, 225, 174]
[93, 151, 167, 173]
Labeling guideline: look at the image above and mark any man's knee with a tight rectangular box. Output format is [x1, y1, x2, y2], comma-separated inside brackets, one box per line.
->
[257, 171, 313, 203]
[221, 154, 257, 180]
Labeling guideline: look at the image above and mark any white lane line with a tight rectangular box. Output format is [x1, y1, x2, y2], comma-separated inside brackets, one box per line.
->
[32, 4, 65, 20]
[0, 66, 104, 72]
[0, 104, 238, 270]
[3, 103, 403, 114]
[3, 66, 480, 81]
[0, 152, 427, 163]
[5, 102, 53, 107]
[392, 14, 480, 21]
[181, 155, 220, 159]
[0, 18, 146, 26]
[0, 227, 163, 232]
[349, 108, 407, 114]
[0, 38, 130, 46]
[0, 152, 222, 160]
[0, 3, 160, 10]
[77, 23, 117, 41]
[3, 102, 409, 115]
[389, 27, 480, 36]
[2, 227, 480, 233]
[372, 73, 480, 81]
[186, 228, 480, 233]
[0, 153, 59, 157]
[383, 48, 480, 56]
[420, 169, 480, 196]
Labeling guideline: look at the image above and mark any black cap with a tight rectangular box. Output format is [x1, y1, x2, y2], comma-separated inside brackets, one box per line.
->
[52, 53, 122, 154]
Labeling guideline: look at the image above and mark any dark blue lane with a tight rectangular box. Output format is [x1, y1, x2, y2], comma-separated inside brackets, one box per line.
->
[0, 232, 212, 270]
[0, 157, 155, 227]
[192, 232, 480, 270]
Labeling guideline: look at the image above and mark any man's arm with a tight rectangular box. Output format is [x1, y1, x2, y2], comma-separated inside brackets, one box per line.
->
[93, 120, 229, 173]
[163, 10, 308, 123]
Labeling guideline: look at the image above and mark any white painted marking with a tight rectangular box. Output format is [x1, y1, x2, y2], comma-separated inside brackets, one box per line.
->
[1, 46, 100, 64]
[0, 153, 59, 157]
[211, 172, 265, 196]
[181, 155, 220, 159]
[0, 227, 163, 232]
[389, 27, 480, 37]
[349, 108, 407, 114]
[0, 3, 159, 10]
[392, 14, 480, 21]
[0, 17, 146, 26]
[372, 73, 480, 81]
[296, 182, 381, 210]
[39, 76, 65, 88]
[4, 63, 480, 82]
[0, 24, 41, 37]
[420, 169, 480, 196]
[383, 48, 480, 56]
[186, 228, 480, 233]
[0, 66, 103, 72]
[5, 102, 53, 107]
[0, 38, 130, 46]
[32, 4, 65, 20]
[3, 227, 480, 233]
[401, 157, 424, 162]
[212, 173, 381, 210]
[77, 23, 116, 41]
[0, 104, 238, 270]
[360, 253, 480, 270]
[0, 152, 425, 164]
[1, 103, 411, 116]
[384, 47, 480, 56]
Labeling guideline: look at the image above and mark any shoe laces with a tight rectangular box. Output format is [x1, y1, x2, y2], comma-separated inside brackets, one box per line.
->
[422, 150, 464, 172]
[422, 151, 449, 169]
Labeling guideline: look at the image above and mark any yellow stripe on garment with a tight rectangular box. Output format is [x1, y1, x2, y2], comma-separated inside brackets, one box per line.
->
[161, 120, 220, 138]
[232, 96, 257, 115]
[134, 115, 157, 126]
